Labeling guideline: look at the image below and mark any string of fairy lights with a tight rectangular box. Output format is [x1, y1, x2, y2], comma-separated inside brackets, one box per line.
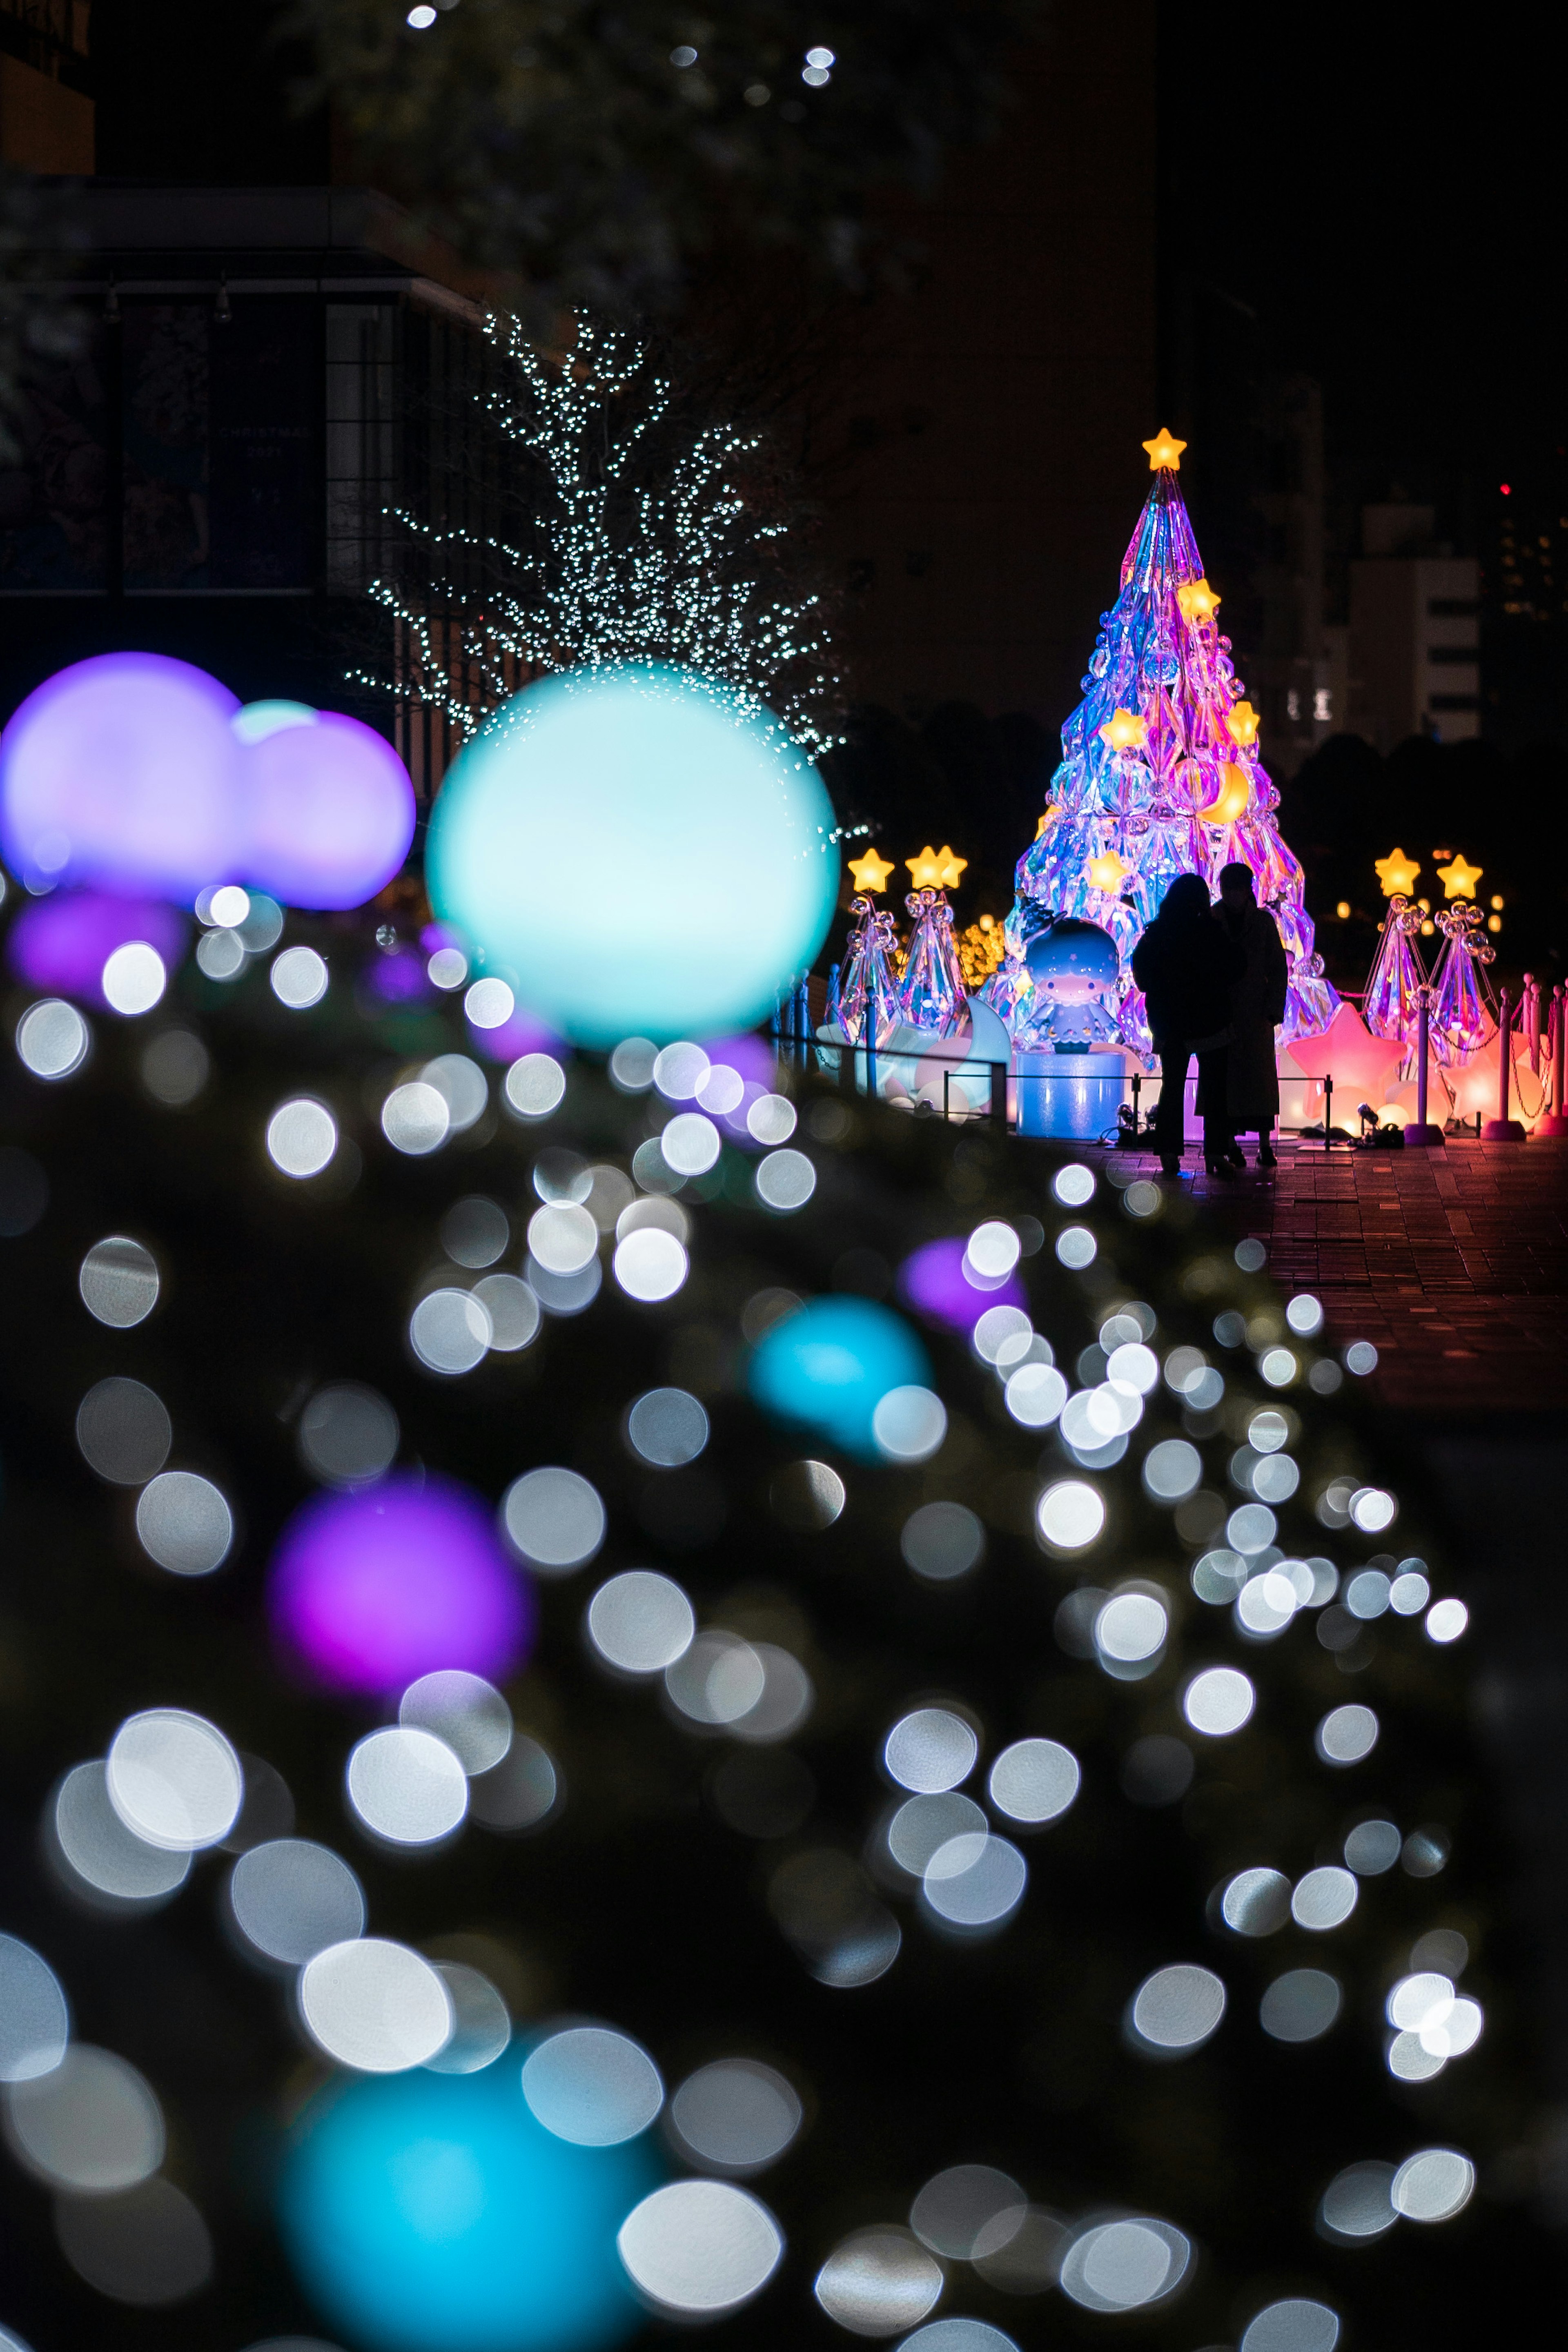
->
[361, 313, 842, 759]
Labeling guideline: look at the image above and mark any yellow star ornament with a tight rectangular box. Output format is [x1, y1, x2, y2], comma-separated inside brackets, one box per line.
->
[934, 845, 968, 891]
[1087, 847, 1131, 893]
[906, 846, 944, 891]
[1098, 708, 1147, 753]
[1176, 577, 1221, 625]
[1374, 846, 1421, 898]
[1197, 763, 1252, 826]
[1225, 700, 1261, 748]
[1437, 853, 1483, 901]
[1142, 428, 1187, 472]
[847, 846, 895, 895]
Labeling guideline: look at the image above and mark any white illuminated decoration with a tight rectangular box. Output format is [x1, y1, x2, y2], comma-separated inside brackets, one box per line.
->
[362, 315, 839, 757]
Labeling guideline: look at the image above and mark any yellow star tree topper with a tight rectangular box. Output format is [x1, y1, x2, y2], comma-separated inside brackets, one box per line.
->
[1225, 700, 1261, 748]
[1374, 847, 1421, 898]
[1437, 853, 1483, 901]
[1098, 708, 1147, 753]
[905, 846, 946, 891]
[846, 846, 895, 895]
[1142, 428, 1187, 472]
[1087, 847, 1131, 892]
[1176, 577, 1221, 625]
[934, 846, 967, 891]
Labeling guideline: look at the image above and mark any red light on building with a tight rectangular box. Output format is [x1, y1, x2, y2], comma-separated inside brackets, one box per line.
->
[1500, 482, 1511, 495]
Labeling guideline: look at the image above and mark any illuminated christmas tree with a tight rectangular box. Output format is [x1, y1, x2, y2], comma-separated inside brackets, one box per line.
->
[998, 432, 1340, 1052]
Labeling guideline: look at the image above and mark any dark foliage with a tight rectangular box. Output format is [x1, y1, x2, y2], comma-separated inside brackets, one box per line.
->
[292, 0, 1040, 312]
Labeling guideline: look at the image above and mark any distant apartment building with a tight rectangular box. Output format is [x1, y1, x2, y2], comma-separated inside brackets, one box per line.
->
[1347, 503, 1480, 750]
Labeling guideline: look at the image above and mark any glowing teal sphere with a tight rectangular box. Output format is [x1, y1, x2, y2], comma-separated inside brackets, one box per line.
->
[277, 2051, 660, 2352]
[748, 1296, 931, 1462]
[425, 665, 837, 1047]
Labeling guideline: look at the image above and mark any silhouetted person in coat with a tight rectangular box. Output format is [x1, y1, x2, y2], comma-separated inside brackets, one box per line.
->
[1214, 860, 1290, 1168]
[1131, 873, 1246, 1179]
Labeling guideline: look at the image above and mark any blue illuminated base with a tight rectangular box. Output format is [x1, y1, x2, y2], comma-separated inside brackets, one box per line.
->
[1016, 1049, 1131, 1141]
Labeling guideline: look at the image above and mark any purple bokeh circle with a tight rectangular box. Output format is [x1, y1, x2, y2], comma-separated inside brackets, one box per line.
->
[268, 1473, 533, 1695]
[468, 1004, 563, 1064]
[0, 652, 242, 898]
[898, 1235, 1027, 1332]
[702, 1032, 776, 1086]
[361, 947, 431, 1008]
[7, 889, 187, 1004]
[238, 711, 416, 910]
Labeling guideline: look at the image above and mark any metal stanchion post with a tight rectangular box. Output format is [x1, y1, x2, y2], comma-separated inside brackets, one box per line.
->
[1482, 984, 1526, 1140]
[1541, 984, 1568, 1136]
[1323, 1072, 1333, 1151]
[1406, 984, 1445, 1147]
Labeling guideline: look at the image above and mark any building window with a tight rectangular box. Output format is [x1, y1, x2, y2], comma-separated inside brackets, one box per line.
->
[1427, 597, 1479, 617]
[1426, 646, 1479, 666]
[325, 304, 396, 594]
[1428, 693, 1480, 712]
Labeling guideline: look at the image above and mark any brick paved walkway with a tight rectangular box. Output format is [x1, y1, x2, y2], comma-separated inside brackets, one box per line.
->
[1094, 1136, 1568, 1414]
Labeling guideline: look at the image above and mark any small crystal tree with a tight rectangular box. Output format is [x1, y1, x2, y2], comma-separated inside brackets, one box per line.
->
[368, 312, 840, 757]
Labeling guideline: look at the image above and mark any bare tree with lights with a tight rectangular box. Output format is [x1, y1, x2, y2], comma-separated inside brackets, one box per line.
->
[368, 311, 841, 757]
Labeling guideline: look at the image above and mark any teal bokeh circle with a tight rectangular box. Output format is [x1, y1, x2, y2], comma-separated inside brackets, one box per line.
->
[278, 2049, 661, 2351]
[425, 665, 837, 1047]
[748, 1296, 931, 1462]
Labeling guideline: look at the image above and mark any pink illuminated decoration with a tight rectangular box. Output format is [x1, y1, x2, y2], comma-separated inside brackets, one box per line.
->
[1287, 1002, 1404, 1100]
[268, 1474, 533, 1696]
[7, 889, 187, 1005]
[235, 705, 417, 910]
[0, 652, 242, 898]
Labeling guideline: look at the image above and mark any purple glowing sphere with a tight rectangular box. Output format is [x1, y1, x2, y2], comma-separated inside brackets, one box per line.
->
[899, 1235, 1027, 1332]
[7, 889, 187, 1005]
[236, 708, 416, 910]
[268, 1474, 533, 1696]
[0, 652, 242, 898]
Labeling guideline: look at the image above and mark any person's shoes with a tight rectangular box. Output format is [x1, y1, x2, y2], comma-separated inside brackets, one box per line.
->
[1257, 1142, 1278, 1168]
[1204, 1156, 1238, 1179]
[1223, 1144, 1245, 1168]
[1158, 1160, 1183, 1181]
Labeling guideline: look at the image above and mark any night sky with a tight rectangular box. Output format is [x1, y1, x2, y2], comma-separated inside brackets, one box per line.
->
[1161, 4, 1568, 534]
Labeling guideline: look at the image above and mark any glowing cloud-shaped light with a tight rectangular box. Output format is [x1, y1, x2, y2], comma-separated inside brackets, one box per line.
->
[236, 706, 417, 909]
[426, 664, 838, 1047]
[0, 652, 242, 898]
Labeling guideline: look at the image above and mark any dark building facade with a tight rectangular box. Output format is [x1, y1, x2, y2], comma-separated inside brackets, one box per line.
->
[0, 183, 495, 795]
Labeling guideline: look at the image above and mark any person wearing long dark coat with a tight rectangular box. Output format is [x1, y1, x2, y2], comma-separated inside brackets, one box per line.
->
[1130, 873, 1247, 1180]
[1213, 860, 1290, 1169]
